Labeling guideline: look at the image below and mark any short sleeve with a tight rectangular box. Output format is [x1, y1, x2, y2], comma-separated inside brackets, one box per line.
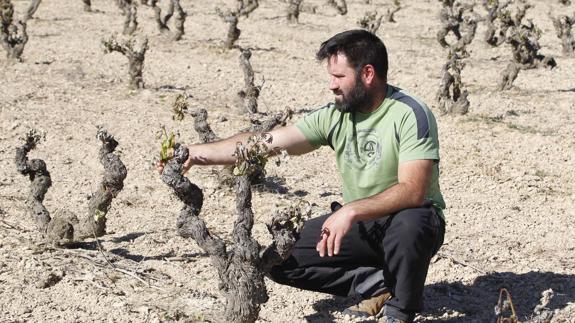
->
[398, 107, 440, 162]
[294, 104, 337, 148]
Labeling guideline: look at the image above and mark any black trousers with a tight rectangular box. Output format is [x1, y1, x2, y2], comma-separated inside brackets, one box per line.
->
[268, 206, 445, 321]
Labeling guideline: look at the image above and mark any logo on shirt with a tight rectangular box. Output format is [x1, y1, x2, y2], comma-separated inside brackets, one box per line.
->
[344, 129, 381, 170]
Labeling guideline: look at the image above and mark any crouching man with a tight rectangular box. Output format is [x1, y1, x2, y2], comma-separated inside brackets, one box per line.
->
[160, 30, 446, 323]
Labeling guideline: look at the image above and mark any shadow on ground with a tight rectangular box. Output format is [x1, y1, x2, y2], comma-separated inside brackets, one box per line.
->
[107, 248, 207, 262]
[424, 271, 575, 322]
[303, 271, 574, 322]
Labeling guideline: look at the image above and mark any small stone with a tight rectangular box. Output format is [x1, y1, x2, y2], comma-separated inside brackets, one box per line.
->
[36, 271, 64, 289]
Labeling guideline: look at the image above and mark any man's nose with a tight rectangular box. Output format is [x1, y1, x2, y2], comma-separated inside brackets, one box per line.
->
[329, 77, 338, 91]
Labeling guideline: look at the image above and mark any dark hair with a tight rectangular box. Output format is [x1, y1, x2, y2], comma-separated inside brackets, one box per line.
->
[316, 30, 388, 80]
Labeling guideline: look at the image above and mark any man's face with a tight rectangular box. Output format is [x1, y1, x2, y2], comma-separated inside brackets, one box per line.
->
[327, 53, 371, 113]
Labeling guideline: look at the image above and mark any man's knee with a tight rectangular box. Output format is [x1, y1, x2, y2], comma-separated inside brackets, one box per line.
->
[386, 208, 438, 254]
[394, 208, 433, 236]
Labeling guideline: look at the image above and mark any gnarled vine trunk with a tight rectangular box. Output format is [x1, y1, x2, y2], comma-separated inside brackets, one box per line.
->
[161, 141, 307, 323]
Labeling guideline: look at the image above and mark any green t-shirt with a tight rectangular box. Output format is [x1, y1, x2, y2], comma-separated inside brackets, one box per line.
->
[296, 85, 445, 217]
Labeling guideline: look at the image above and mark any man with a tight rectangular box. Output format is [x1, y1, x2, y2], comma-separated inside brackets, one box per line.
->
[160, 30, 445, 323]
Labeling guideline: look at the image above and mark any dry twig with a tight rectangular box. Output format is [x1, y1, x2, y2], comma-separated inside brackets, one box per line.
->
[551, 14, 575, 54]
[239, 48, 261, 114]
[436, 52, 469, 115]
[437, 0, 475, 49]
[286, 0, 302, 23]
[386, 0, 401, 22]
[217, 0, 258, 48]
[25, 0, 41, 20]
[327, 0, 347, 15]
[1, 0, 28, 62]
[358, 11, 383, 34]
[102, 33, 149, 89]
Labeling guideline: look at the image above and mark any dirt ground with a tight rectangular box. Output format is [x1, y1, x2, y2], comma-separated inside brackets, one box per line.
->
[1, 0, 574, 322]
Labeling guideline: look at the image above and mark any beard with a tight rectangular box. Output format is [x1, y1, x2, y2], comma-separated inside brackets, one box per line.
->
[333, 75, 372, 113]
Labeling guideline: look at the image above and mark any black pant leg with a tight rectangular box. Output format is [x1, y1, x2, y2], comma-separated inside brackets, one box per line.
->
[269, 212, 390, 297]
[382, 207, 445, 320]
[268, 206, 445, 319]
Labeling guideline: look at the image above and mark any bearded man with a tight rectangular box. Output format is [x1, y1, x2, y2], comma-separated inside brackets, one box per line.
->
[159, 30, 445, 323]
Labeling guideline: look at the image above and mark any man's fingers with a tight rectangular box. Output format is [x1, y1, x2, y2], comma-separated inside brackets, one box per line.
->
[334, 234, 342, 255]
[182, 157, 193, 174]
[155, 161, 165, 174]
[316, 233, 327, 257]
[327, 232, 335, 257]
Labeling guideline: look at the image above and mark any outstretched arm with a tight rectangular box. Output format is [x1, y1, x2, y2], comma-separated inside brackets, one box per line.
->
[158, 125, 315, 173]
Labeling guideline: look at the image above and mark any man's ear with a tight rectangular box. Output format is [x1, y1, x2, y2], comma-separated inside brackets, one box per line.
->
[362, 64, 376, 86]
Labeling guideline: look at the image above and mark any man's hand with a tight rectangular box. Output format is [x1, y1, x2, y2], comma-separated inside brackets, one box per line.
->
[155, 153, 193, 174]
[316, 207, 356, 257]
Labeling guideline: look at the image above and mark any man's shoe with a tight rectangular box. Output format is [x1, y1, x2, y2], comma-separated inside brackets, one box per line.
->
[342, 292, 392, 318]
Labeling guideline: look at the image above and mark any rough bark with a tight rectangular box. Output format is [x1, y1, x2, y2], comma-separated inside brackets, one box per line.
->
[190, 108, 219, 143]
[15, 132, 75, 244]
[551, 14, 575, 55]
[247, 108, 293, 133]
[286, 0, 302, 24]
[216, 1, 257, 49]
[75, 129, 128, 239]
[483, 0, 509, 46]
[239, 48, 260, 114]
[121, 1, 138, 35]
[1, 19, 27, 62]
[506, 21, 556, 69]
[484, 3, 556, 90]
[171, 0, 185, 41]
[437, 0, 464, 48]
[436, 53, 469, 114]
[0, 0, 11, 27]
[497, 61, 520, 91]
[102, 33, 149, 89]
[217, 8, 240, 49]
[357, 11, 383, 34]
[82, 0, 92, 12]
[236, 0, 259, 17]
[145, 0, 170, 33]
[385, 0, 401, 23]
[161, 140, 307, 323]
[171, 96, 220, 143]
[1, 0, 28, 62]
[25, 0, 41, 20]
[450, 15, 477, 55]
[484, 0, 530, 47]
[326, 0, 347, 15]
[15, 129, 125, 244]
[260, 203, 307, 272]
[15, 130, 53, 232]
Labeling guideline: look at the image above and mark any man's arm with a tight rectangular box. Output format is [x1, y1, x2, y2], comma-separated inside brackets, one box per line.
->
[316, 159, 434, 257]
[170, 125, 316, 172]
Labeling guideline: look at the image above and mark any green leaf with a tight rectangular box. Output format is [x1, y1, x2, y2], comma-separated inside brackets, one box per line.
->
[94, 209, 107, 222]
